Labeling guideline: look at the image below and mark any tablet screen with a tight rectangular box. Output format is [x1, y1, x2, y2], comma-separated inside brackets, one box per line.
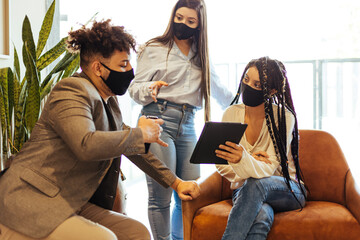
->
[190, 122, 247, 164]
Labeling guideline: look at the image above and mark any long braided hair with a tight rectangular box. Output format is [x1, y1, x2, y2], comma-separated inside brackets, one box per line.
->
[231, 56, 307, 207]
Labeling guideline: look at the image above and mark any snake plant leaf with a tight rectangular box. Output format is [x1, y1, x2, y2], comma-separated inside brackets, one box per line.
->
[0, 89, 6, 155]
[0, 68, 9, 155]
[14, 46, 21, 81]
[18, 78, 28, 116]
[84, 12, 99, 26]
[0, 69, 8, 125]
[40, 74, 57, 100]
[40, 53, 79, 101]
[0, 69, 9, 119]
[61, 53, 80, 79]
[22, 42, 32, 92]
[11, 73, 21, 153]
[13, 74, 20, 115]
[20, 74, 26, 91]
[0, 68, 11, 135]
[13, 79, 26, 153]
[22, 38, 35, 89]
[7, 69, 14, 131]
[56, 53, 78, 73]
[22, 16, 36, 64]
[41, 52, 75, 89]
[4, 69, 13, 150]
[36, 0, 56, 59]
[24, 45, 40, 133]
[37, 37, 67, 71]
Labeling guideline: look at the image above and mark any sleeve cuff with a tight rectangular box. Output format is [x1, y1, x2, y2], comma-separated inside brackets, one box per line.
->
[123, 128, 147, 155]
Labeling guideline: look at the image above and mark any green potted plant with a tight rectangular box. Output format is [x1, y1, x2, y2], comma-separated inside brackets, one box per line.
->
[0, 0, 80, 170]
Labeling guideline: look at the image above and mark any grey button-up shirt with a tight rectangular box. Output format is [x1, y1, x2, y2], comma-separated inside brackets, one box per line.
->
[129, 42, 233, 108]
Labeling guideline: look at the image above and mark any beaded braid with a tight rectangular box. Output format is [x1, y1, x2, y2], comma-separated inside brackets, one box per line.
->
[230, 57, 306, 208]
[261, 57, 306, 208]
[257, 58, 292, 192]
[277, 61, 307, 198]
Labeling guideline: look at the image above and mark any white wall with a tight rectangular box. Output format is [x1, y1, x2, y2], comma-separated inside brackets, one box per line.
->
[0, 0, 46, 69]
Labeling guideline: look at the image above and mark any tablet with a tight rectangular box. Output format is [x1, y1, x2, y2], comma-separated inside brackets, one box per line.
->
[190, 122, 248, 164]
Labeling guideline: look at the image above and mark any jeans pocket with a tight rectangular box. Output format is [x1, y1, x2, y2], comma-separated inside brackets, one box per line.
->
[142, 102, 166, 116]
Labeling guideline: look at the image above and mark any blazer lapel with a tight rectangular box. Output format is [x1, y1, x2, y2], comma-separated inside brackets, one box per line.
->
[88, 96, 122, 210]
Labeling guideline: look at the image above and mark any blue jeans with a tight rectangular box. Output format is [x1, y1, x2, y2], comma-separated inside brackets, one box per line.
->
[222, 176, 306, 240]
[141, 100, 200, 240]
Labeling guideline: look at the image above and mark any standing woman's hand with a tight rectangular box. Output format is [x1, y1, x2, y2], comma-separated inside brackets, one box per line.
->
[215, 141, 244, 164]
[149, 81, 169, 102]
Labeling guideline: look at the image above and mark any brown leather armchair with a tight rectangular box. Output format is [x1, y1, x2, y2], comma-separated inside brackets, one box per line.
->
[182, 130, 360, 240]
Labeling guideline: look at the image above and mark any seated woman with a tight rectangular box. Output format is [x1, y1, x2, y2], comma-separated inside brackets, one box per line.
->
[215, 56, 307, 240]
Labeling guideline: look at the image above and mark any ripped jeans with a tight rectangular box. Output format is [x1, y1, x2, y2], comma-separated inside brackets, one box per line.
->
[222, 176, 306, 240]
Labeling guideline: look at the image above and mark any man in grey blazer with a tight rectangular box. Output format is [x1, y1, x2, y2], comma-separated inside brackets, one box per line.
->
[0, 20, 200, 240]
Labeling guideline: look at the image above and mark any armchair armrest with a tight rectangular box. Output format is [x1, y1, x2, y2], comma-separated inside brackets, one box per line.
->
[182, 171, 224, 240]
[345, 170, 360, 223]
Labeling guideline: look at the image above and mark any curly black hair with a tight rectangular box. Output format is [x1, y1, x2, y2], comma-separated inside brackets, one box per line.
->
[67, 19, 136, 67]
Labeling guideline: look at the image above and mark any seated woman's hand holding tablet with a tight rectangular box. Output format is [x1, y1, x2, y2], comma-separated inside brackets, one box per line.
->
[215, 141, 244, 164]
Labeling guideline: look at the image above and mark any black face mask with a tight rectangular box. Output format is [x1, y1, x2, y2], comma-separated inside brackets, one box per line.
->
[173, 22, 198, 40]
[100, 63, 134, 96]
[241, 83, 264, 107]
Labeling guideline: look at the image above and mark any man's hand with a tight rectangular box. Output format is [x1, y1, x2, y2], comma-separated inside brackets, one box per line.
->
[138, 116, 168, 147]
[149, 81, 169, 102]
[171, 178, 200, 201]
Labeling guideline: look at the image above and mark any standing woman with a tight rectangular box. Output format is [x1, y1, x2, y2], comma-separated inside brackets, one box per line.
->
[128, 0, 233, 239]
[215, 57, 307, 240]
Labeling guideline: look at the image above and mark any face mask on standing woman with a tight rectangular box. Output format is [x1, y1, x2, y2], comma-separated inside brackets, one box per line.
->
[173, 22, 198, 40]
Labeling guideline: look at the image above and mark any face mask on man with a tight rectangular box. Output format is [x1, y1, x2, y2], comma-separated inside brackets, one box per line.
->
[241, 83, 264, 107]
[100, 62, 134, 96]
[173, 22, 198, 40]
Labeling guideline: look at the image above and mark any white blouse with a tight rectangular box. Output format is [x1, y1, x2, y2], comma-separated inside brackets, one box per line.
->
[216, 104, 298, 189]
[128, 42, 233, 108]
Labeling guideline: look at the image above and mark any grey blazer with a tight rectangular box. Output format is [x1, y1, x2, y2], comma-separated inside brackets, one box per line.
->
[0, 72, 176, 238]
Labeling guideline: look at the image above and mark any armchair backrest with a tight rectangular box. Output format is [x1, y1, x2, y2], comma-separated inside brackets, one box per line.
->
[299, 129, 349, 205]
